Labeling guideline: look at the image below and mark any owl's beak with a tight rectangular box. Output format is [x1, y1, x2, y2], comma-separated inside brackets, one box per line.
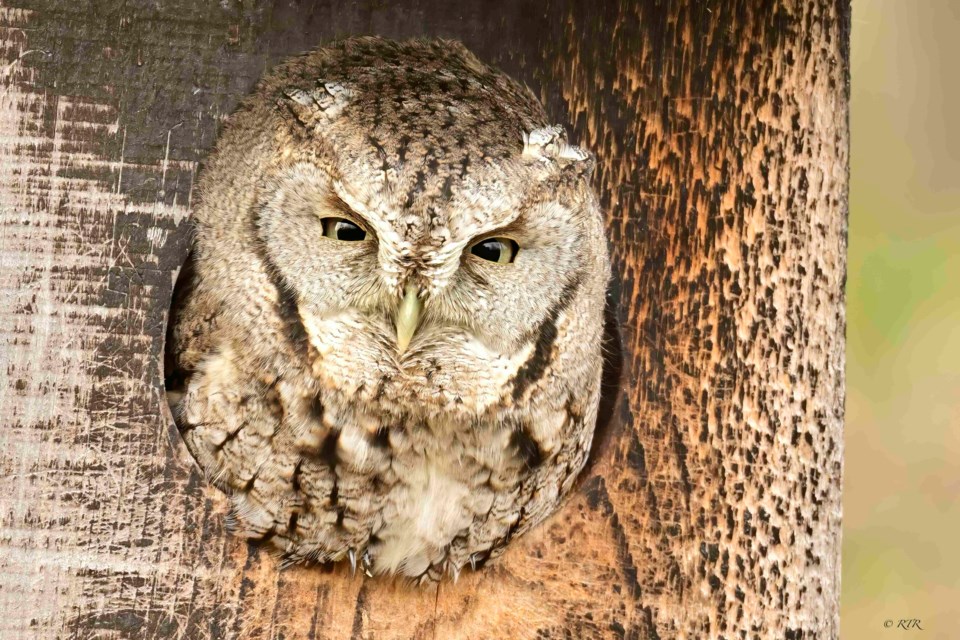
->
[395, 282, 422, 354]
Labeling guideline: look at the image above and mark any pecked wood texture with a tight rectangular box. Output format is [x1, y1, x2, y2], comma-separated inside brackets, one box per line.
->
[0, 1, 848, 638]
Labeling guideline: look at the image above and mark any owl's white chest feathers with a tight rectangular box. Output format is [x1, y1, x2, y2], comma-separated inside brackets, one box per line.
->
[372, 451, 479, 576]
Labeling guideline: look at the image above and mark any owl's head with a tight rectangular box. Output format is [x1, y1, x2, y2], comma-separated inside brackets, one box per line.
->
[198, 37, 610, 422]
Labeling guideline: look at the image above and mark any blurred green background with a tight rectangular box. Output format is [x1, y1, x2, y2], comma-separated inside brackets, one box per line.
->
[843, 1, 960, 638]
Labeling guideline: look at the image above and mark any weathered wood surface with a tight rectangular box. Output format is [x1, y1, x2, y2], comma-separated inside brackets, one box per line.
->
[0, 1, 848, 638]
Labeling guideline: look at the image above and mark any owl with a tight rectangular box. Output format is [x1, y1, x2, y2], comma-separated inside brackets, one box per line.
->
[165, 36, 611, 583]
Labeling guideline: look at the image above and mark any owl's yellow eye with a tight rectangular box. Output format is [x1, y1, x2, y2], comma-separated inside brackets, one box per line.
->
[470, 237, 518, 264]
[322, 217, 367, 241]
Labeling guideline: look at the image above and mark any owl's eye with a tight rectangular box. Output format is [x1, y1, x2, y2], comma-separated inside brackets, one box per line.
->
[322, 217, 367, 242]
[469, 237, 519, 264]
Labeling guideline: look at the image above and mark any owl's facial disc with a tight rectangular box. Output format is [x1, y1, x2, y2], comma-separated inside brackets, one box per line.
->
[257, 147, 601, 414]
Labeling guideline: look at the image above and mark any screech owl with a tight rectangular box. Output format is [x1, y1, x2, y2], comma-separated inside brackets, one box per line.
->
[165, 36, 611, 583]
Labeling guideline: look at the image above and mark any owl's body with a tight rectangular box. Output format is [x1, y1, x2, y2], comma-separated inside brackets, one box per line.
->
[166, 37, 610, 581]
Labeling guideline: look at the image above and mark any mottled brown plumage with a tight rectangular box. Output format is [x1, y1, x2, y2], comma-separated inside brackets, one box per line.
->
[166, 36, 610, 582]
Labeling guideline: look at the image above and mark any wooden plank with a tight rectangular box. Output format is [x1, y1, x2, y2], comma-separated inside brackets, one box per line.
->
[0, 1, 848, 637]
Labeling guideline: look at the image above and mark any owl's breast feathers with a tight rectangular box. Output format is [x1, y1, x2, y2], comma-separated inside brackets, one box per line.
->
[169, 319, 594, 580]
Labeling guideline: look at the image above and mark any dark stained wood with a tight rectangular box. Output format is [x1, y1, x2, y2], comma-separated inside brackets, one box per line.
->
[0, 1, 848, 638]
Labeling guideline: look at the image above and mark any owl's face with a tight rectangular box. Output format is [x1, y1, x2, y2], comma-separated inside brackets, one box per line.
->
[256, 115, 607, 419]
[241, 39, 610, 421]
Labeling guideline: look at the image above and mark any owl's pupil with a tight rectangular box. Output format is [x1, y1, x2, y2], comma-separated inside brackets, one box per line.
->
[335, 220, 366, 241]
[473, 240, 502, 262]
[471, 238, 518, 264]
[323, 217, 367, 242]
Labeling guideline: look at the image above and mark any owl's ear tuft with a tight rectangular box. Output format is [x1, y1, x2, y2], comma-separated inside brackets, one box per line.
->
[523, 125, 595, 177]
[522, 125, 567, 159]
[563, 147, 596, 179]
[280, 82, 353, 126]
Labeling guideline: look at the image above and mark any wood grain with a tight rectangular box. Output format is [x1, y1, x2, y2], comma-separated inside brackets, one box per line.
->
[0, 1, 848, 638]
